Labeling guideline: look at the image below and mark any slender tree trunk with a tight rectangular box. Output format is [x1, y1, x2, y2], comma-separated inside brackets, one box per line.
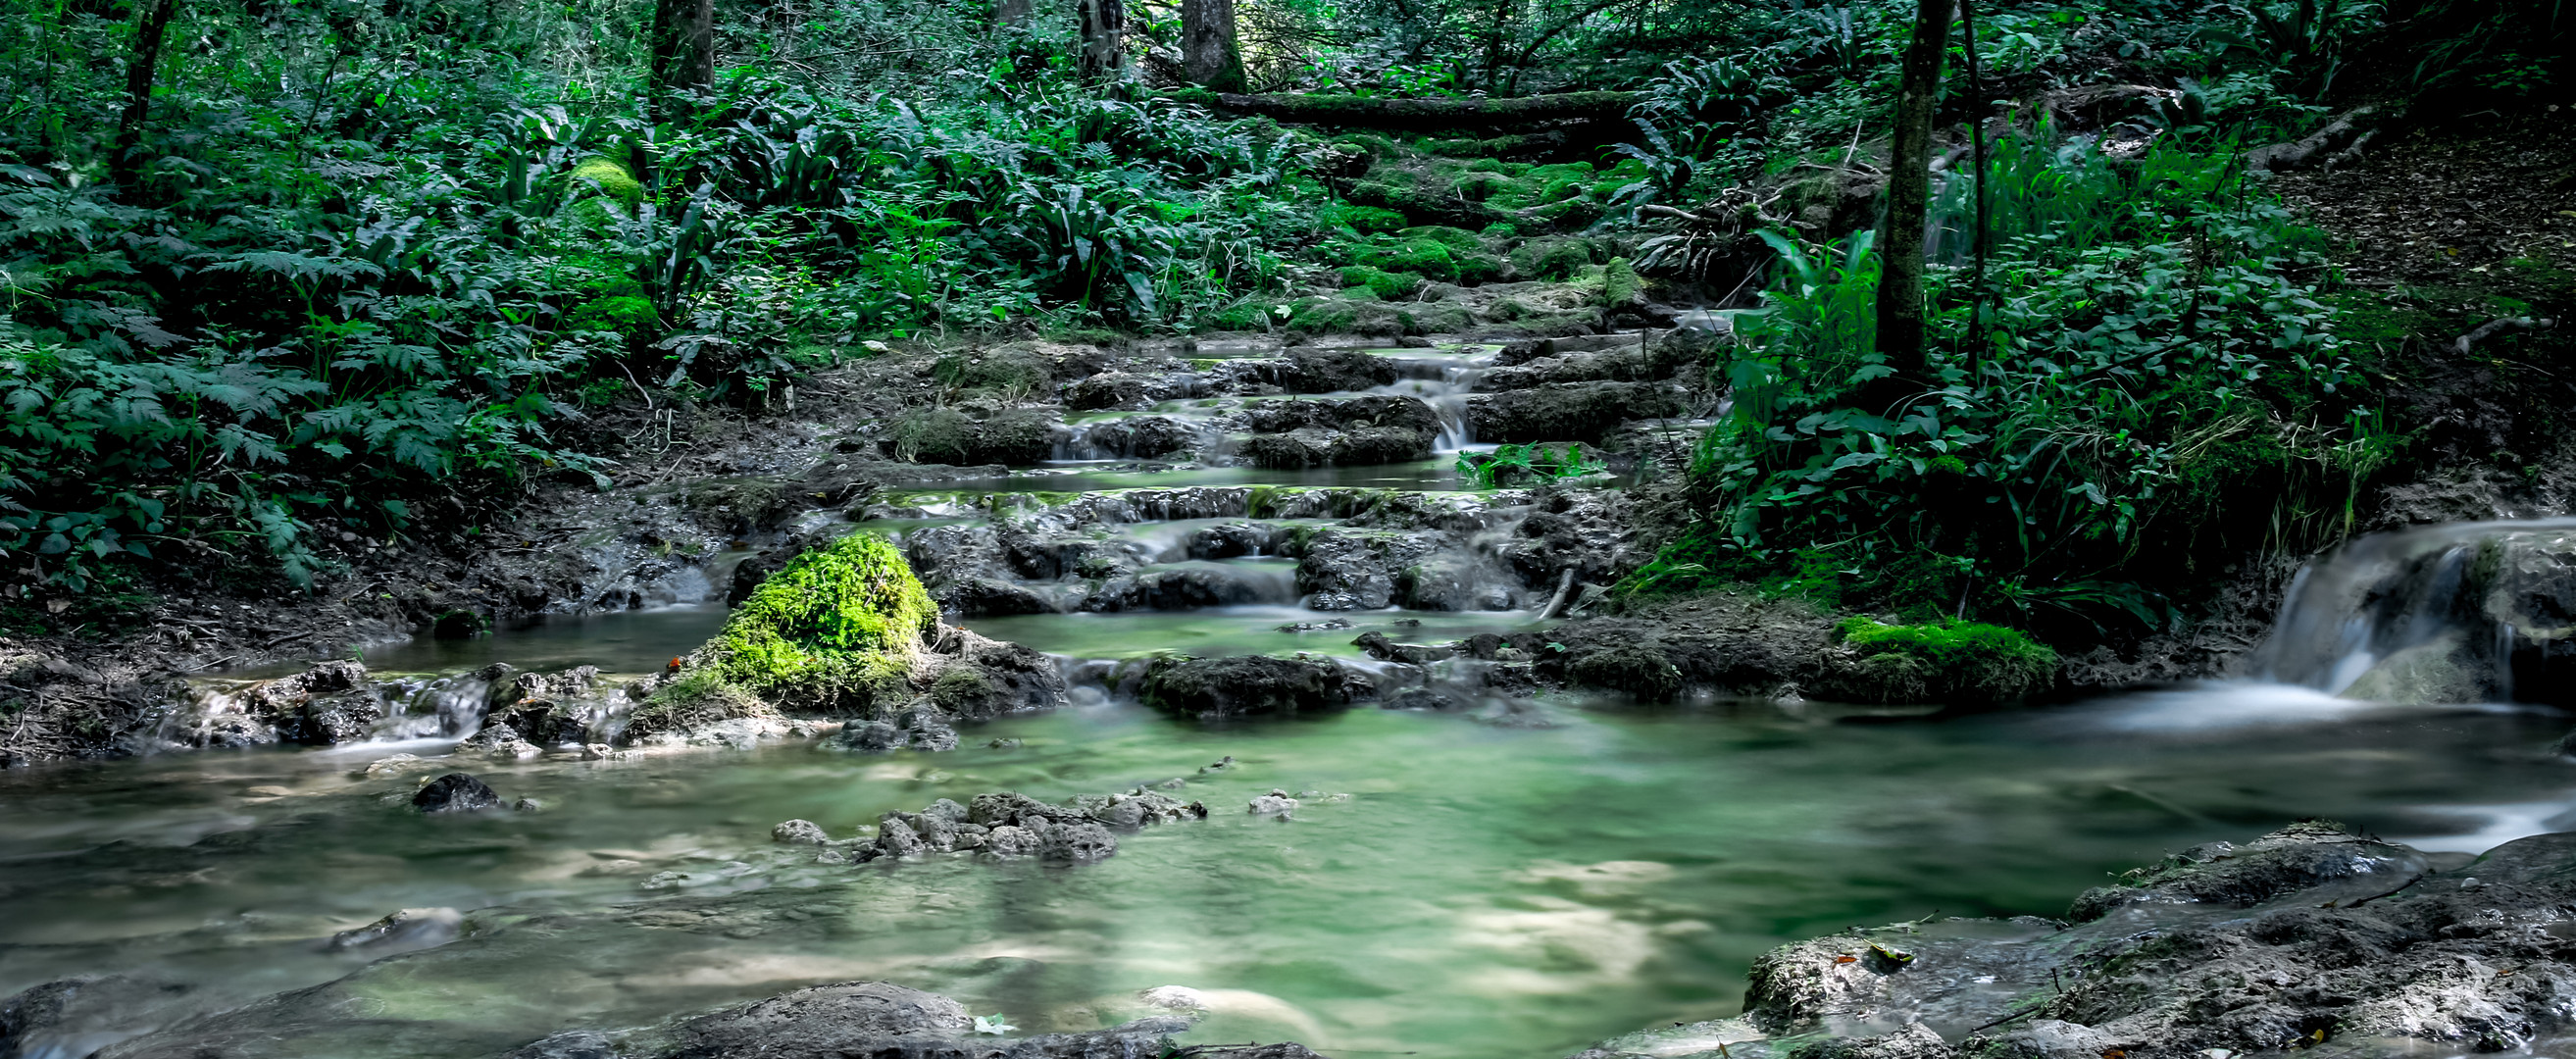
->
[1180, 0, 1246, 92]
[650, 0, 715, 116]
[111, 0, 179, 185]
[1076, 0, 1125, 80]
[1875, 0, 1951, 380]
[1961, 0, 1990, 369]
[995, 0, 1031, 28]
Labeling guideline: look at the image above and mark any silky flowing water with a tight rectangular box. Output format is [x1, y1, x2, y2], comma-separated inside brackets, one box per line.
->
[6, 673, 2575, 1058]
[18, 497, 2576, 1057]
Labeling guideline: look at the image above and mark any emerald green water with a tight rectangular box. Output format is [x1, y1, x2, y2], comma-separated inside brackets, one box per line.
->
[5, 688, 2574, 1057]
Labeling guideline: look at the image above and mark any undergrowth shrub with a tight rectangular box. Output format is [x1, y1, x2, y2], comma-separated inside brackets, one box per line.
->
[1624, 137, 2393, 636]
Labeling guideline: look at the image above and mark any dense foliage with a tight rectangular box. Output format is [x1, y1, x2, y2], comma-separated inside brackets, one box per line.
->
[0, 0, 2555, 619]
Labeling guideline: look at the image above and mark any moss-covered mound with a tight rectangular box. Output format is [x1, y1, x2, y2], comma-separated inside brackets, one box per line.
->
[1817, 618, 2058, 707]
[633, 533, 937, 731]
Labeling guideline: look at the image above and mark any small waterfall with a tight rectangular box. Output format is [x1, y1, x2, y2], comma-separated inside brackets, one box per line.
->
[1369, 348, 1494, 453]
[2251, 518, 2576, 704]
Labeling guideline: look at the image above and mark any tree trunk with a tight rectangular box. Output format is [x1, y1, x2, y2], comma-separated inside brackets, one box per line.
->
[1180, 0, 1245, 92]
[1076, 0, 1125, 81]
[110, 0, 178, 185]
[1875, 0, 1950, 380]
[650, 0, 715, 115]
[994, 0, 1031, 27]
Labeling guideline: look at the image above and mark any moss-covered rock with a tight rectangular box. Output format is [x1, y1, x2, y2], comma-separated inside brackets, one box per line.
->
[1322, 203, 1410, 233]
[1353, 236, 1461, 282]
[1601, 257, 1642, 308]
[568, 156, 643, 206]
[1338, 265, 1426, 300]
[1286, 296, 1404, 336]
[1509, 237, 1598, 280]
[1398, 302, 1475, 335]
[668, 532, 936, 715]
[1814, 618, 2058, 707]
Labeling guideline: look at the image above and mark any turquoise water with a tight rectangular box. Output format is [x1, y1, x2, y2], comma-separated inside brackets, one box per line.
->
[4, 684, 2573, 1057]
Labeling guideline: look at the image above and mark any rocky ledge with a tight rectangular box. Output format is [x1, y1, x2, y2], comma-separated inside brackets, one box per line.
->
[1570, 821, 2576, 1059]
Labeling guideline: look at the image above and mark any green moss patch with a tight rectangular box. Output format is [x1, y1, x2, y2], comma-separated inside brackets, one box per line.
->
[568, 156, 642, 206]
[1338, 265, 1425, 300]
[1829, 618, 2058, 707]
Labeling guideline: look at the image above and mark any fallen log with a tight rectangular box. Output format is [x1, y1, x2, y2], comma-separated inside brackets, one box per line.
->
[1164, 88, 1642, 130]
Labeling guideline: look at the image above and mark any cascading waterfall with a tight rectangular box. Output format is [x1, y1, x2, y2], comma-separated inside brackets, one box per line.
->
[2250, 517, 2576, 704]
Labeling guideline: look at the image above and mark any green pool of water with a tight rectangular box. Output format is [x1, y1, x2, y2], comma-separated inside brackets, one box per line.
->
[4, 689, 2572, 1058]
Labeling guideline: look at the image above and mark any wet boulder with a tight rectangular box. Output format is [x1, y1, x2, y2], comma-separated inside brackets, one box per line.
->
[219, 659, 372, 745]
[772, 819, 831, 844]
[457, 723, 541, 758]
[1187, 522, 1284, 560]
[1140, 655, 1368, 717]
[947, 577, 1055, 618]
[1278, 347, 1400, 392]
[926, 633, 1070, 720]
[1067, 371, 1189, 410]
[284, 688, 384, 745]
[1294, 528, 1445, 611]
[412, 773, 504, 814]
[1080, 415, 1200, 459]
[1039, 821, 1118, 861]
[1465, 381, 1683, 444]
[1474, 348, 1652, 391]
[1085, 565, 1293, 611]
[1242, 394, 1440, 435]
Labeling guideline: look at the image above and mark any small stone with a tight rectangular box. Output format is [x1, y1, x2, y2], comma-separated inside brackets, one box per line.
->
[1248, 789, 1298, 818]
[512, 797, 543, 812]
[412, 774, 503, 814]
[773, 819, 831, 844]
[2461, 877, 2483, 889]
[985, 737, 1023, 749]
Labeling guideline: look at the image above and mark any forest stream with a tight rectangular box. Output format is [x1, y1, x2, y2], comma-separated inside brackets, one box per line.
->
[12, 498, 2576, 1059]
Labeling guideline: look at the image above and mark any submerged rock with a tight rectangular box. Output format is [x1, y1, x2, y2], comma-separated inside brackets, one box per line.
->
[411, 773, 503, 814]
[326, 907, 463, 952]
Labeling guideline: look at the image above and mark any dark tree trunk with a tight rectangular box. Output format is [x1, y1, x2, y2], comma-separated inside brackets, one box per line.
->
[1961, 0, 1990, 367]
[111, 0, 178, 185]
[1876, 0, 1950, 380]
[994, 0, 1031, 27]
[650, 0, 715, 115]
[1076, 0, 1125, 81]
[1180, 0, 1245, 92]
